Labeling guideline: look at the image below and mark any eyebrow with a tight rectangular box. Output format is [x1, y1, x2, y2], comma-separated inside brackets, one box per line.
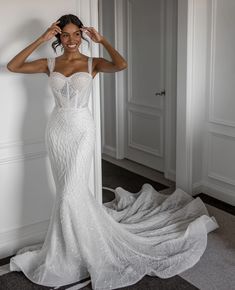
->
[61, 30, 81, 34]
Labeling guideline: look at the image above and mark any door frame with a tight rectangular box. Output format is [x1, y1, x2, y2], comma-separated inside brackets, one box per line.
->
[114, 0, 177, 180]
[176, 0, 193, 193]
[114, 0, 127, 159]
[176, 0, 209, 194]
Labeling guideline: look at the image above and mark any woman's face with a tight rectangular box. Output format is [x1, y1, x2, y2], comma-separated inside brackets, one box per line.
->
[60, 23, 82, 52]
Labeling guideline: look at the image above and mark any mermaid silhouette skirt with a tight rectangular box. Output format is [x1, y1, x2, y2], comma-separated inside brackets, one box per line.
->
[9, 57, 219, 290]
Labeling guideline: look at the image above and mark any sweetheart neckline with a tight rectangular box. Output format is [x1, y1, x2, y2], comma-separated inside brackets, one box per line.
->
[50, 71, 93, 79]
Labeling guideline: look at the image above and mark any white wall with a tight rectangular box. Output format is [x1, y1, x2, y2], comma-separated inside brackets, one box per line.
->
[177, 0, 235, 205]
[0, 0, 101, 258]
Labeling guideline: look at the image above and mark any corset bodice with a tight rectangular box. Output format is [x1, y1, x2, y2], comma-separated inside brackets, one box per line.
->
[47, 57, 93, 109]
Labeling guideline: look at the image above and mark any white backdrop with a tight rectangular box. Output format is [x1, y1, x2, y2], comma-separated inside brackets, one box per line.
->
[0, 0, 101, 258]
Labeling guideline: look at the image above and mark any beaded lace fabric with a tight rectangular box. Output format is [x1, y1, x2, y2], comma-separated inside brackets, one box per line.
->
[9, 57, 219, 290]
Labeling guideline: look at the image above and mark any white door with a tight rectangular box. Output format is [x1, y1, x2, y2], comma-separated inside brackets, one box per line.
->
[124, 0, 166, 172]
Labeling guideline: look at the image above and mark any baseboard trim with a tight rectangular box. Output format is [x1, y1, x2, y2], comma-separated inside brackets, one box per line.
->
[0, 220, 49, 259]
[193, 181, 235, 206]
[164, 169, 176, 182]
[102, 145, 116, 158]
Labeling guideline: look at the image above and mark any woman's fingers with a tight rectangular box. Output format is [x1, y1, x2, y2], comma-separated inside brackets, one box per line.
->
[80, 26, 103, 42]
[40, 21, 61, 41]
[81, 27, 98, 37]
[55, 28, 61, 34]
[50, 24, 61, 35]
[50, 21, 62, 34]
[80, 28, 92, 37]
[81, 26, 96, 32]
[51, 20, 60, 27]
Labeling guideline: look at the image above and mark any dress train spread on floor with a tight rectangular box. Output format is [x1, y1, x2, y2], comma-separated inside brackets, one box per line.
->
[9, 57, 219, 290]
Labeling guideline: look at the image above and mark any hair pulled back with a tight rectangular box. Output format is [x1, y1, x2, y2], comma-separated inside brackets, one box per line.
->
[51, 14, 88, 53]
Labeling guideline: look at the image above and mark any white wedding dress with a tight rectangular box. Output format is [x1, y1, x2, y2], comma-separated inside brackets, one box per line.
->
[9, 57, 219, 290]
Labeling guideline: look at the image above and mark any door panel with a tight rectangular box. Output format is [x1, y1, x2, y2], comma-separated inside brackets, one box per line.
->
[125, 0, 165, 171]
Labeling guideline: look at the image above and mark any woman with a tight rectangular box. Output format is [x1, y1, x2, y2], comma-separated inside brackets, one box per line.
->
[7, 14, 218, 290]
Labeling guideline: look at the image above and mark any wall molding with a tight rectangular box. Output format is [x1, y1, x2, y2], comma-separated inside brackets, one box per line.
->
[208, 172, 235, 187]
[207, 131, 235, 186]
[209, 118, 235, 128]
[208, 0, 235, 128]
[208, 0, 217, 125]
[0, 139, 47, 165]
[127, 102, 163, 115]
[0, 139, 44, 149]
[0, 152, 47, 165]
[126, 0, 133, 107]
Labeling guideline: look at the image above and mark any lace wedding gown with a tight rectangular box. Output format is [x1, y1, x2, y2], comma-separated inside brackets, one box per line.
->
[9, 57, 218, 290]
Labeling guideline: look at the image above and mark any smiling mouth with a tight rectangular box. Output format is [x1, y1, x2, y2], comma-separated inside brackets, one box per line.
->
[67, 44, 77, 48]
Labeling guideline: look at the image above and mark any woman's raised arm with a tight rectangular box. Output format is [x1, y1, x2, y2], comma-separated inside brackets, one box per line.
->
[7, 21, 61, 74]
[81, 27, 127, 73]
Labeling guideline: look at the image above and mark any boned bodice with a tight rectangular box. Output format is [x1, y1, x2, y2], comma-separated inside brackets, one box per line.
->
[47, 57, 93, 109]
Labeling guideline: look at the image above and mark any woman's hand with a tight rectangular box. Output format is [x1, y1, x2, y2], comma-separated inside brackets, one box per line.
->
[81, 27, 104, 43]
[40, 21, 62, 42]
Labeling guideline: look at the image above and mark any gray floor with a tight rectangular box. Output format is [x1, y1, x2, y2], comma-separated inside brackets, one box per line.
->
[180, 204, 235, 290]
[102, 159, 168, 203]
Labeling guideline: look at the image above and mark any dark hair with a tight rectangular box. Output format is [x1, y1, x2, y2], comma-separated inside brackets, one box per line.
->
[51, 14, 89, 53]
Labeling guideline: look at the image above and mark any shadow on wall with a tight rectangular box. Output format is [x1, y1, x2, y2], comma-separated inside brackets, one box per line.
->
[0, 19, 56, 246]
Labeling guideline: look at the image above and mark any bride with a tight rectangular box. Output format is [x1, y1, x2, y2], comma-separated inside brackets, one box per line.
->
[7, 14, 218, 290]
